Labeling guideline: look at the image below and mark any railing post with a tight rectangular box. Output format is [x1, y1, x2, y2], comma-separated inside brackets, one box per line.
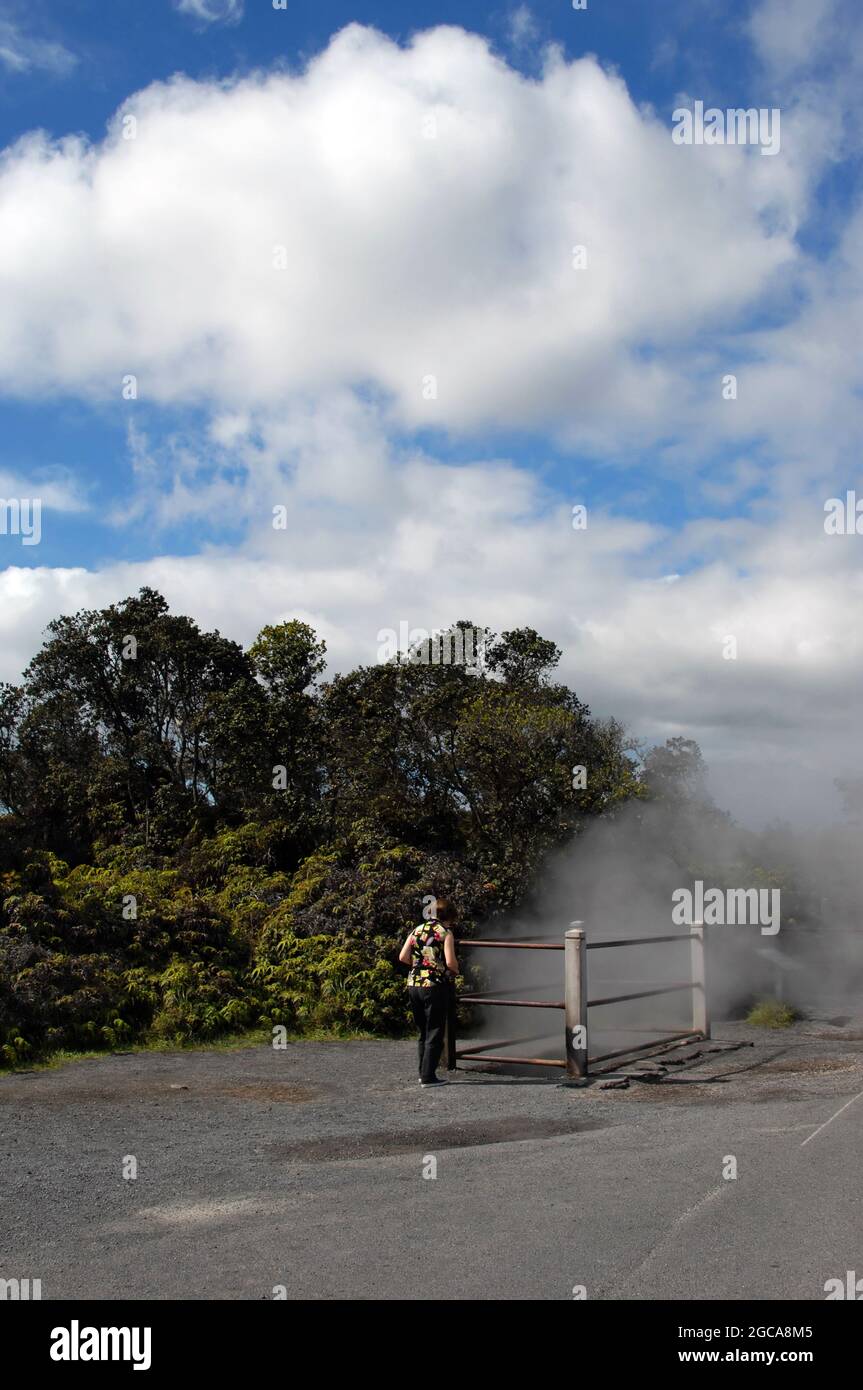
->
[690, 922, 709, 1038]
[444, 980, 457, 1070]
[565, 923, 588, 1078]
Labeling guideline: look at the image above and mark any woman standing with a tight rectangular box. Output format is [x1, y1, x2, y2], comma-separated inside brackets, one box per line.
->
[398, 898, 459, 1087]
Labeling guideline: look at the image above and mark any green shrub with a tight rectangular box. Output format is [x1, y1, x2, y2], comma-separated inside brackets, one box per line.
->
[746, 998, 798, 1029]
[252, 930, 407, 1034]
[150, 960, 256, 1041]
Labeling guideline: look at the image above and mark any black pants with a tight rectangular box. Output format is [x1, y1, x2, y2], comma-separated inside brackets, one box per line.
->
[408, 984, 447, 1081]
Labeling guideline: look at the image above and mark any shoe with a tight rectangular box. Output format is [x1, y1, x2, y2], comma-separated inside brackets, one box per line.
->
[420, 1076, 448, 1087]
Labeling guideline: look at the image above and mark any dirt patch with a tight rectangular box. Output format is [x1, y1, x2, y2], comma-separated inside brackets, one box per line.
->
[0, 1081, 184, 1104]
[758, 1058, 857, 1074]
[0, 1079, 319, 1105]
[266, 1114, 612, 1162]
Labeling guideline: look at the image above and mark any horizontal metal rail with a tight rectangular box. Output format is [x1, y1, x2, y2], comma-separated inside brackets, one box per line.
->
[460, 940, 564, 951]
[456, 1051, 566, 1068]
[462, 934, 689, 952]
[462, 984, 557, 999]
[594, 1025, 696, 1034]
[586, 935, 690, 950]
[459, 995, 564, 1009]
[456, 1033, 550, 1057]
[588, 981, 692, 1008]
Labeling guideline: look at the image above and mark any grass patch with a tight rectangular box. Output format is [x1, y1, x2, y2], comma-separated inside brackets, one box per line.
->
[746, 999, 798, 1029]
[1, 1024, 384, 1075]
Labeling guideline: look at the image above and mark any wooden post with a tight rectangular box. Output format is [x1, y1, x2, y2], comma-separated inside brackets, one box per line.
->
[690, 923, 709, 1038]
[565, 923, 588, 1078]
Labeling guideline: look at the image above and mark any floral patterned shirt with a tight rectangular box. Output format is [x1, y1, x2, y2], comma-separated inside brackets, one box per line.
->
[406, 921, 450, 987]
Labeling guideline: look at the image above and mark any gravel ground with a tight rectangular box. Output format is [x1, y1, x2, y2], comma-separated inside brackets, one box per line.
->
[2, 1009, 862, 1300]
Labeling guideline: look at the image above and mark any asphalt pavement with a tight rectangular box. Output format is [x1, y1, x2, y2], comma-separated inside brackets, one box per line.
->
[2, 1012, 862, 1300]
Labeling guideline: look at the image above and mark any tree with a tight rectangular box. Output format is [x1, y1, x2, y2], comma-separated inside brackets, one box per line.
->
[246, 621, 327, 862]
[485, 627, 562, 688]
[642, 737, 709, 805]
[6, 588, 264, 855]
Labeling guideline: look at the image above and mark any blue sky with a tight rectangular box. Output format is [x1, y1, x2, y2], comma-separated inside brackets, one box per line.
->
[0, 0, 861, 824]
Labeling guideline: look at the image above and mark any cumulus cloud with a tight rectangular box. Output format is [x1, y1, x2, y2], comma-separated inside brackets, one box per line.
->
[0, 22, 800, 453]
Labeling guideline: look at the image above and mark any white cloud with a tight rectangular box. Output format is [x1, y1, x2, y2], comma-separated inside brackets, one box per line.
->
[748, 0, 837, 80]
[507, 5, 538, 49]
[0, 23, 800, 451]
[0, 468, 88, 512]
[748, 0, 863, 158]
[0, 18, 76, 75]
[174, 0, 244, 25]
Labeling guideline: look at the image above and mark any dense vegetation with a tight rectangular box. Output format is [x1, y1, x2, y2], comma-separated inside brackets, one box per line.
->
[0, 589, 647, 1063]
[1, 587, 841, 1066]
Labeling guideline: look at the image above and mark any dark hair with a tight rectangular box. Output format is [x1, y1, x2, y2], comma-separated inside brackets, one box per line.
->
[433, 896, 456, 924]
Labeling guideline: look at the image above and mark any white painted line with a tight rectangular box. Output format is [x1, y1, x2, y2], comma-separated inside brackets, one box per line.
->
[800, 1087, 863, 1148]
[611, 1183, 726, 1294]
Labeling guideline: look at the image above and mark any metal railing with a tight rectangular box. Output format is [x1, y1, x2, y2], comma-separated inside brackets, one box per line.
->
[448, 921, 709, 1078]
[447, 936, 565, 1070]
